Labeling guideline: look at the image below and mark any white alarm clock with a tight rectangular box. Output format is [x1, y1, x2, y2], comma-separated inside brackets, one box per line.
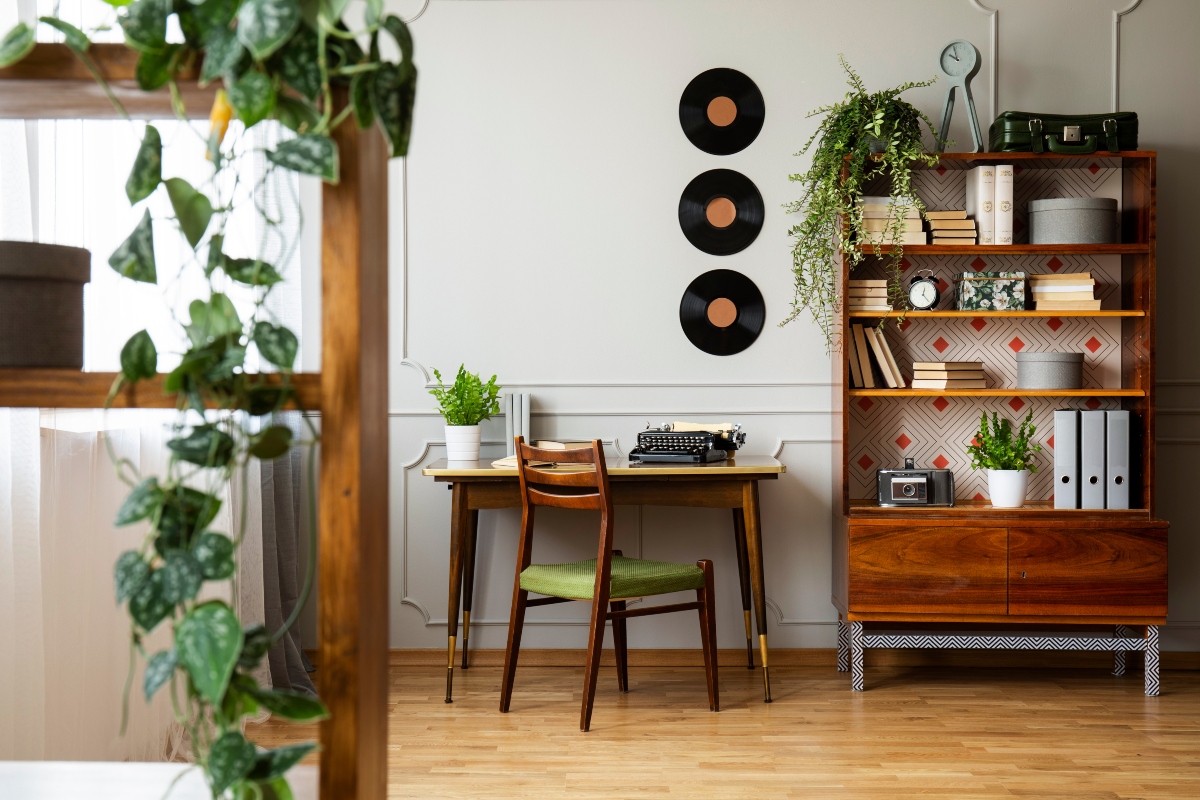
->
[908, 270, 940, 310]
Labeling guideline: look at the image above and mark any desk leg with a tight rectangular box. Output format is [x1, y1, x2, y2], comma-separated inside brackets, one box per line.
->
[741, 480, 771, 703]
[461, 510, 479, 670]
[445, 483, 469, 703]
[731, 509, 755, 670]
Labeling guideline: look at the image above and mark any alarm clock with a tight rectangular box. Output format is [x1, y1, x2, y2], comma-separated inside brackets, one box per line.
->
[908, 270, 940, 310]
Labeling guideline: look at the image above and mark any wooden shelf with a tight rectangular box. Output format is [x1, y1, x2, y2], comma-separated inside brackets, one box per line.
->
[848, 388, 1144, 398]
[0, 369, 321, 410]
[856, 243, 1148, 255]
[848, 499, 1152, 519]
[848, 310, 1144, 318]
[861, 151, 1156, 169]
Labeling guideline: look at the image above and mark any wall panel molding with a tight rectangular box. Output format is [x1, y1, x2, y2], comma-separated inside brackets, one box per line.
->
[1112, 0, 1143, 111]
[969, 1, 998, 122]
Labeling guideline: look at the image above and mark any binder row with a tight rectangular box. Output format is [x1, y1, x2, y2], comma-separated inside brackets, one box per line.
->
[1053, 410, 1130, 509]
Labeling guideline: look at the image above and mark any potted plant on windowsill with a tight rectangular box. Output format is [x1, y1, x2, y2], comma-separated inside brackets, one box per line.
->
[430, 365, 502, 462]
[967, 411, 1042, 508]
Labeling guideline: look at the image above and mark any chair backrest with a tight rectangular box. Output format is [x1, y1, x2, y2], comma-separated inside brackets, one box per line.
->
[514, 436, 612, 513]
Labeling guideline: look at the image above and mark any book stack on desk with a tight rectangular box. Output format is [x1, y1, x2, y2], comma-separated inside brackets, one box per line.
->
[926, 209, 977, 245]
[1029, 272, 1101, 310]
[911, 361, 986, 389]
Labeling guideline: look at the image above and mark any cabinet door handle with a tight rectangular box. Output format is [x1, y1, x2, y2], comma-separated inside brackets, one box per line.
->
[1021, 571, 1027, 578]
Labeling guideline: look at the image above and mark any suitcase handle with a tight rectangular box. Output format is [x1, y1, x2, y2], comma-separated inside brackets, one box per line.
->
[1047, 135, 1099, 154]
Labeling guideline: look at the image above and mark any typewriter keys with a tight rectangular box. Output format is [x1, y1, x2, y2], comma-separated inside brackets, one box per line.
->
[679, 269, 765, 356]
[679, 68, 765, 155]
[678, 169, 764, 256]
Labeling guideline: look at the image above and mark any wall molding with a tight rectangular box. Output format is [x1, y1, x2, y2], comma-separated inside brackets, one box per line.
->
[969, 0, 998, 123]
[389, 408, 833, 418]
[1112, 0, 1143, 112]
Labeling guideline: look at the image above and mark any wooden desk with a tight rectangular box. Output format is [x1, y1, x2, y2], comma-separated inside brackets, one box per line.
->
[422, 456, 786, 703]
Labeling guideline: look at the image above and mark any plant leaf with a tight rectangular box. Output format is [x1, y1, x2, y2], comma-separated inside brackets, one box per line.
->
[237, 0, 301, 61]
[261, 777, 296, 800]
[119, 0, 168, 54]
[266, 134, 338, 183]
[164, 177, 214, 249]
[185, 293, 242, 347]
[129, 569, 173, 632]
[249, 425, 292, 460]
[223, 257, 283, 286]
[249, 743, 316, 782]
[246, 685, 329, 722]
[161, 550, 204, 603]
[273, 95, 320, 135]
[228, 70, 276, 129]
[350, 70, 375, 129]
[109, 209, 157, 283]
[252, 321, 298, 370]
[208, 731, 257, 794]
[200, 22, 245, 86]
[143, 649, 177, 700]
[126, 124, 163, 204]
[0, 22, 36, 69]
[114, 550, 151, 603]
[364, 0, 382, 28]
[175, 601, 243, 705]
[271, 24, 320, 100]
[157, 487, 221, 554]
[371, 61, 417, 158]
[115, 477, 163, 525]
[135, 43, 179, 90]
[237, 623, 271, 669]
[381, 14, 413, 66]
[192, 532, 235, 579]
[120, 329, 158, 381]
[168, 424, 235, 467]
[40, 17, 90, 53]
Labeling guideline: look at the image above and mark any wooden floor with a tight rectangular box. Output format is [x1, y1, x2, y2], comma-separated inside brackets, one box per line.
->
[249, 664, 1200, 799]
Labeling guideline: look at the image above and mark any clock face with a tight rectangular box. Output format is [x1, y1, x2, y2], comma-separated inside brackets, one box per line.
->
[940, 40, 978, 78]
[909, 279, 938, 310]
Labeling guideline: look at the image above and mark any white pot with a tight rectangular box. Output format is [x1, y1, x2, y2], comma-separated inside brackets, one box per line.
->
[445, 425, 482, 462]
[987, 469, 1030, 508]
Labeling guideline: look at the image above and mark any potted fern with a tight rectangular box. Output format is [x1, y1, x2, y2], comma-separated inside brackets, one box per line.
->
[430, 365, 501, 462]
[967, 411, 1042, 508]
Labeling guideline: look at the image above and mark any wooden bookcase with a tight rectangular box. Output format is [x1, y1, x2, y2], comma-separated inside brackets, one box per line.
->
[831, 152, 1168, 694]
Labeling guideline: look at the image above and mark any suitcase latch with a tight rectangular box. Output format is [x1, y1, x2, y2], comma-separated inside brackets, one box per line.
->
[1062, 125, 1082, 143]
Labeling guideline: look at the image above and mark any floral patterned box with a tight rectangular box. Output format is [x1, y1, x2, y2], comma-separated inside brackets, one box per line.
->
[954, 271, 1026, 311]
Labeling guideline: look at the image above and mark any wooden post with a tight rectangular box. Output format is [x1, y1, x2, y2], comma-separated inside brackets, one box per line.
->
[319, 93, 390, 800]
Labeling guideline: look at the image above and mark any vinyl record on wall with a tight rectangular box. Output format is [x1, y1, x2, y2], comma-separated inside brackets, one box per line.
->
[679, 68, 766, 155]
[679, 269, 765, 356]
[678, 169, 764, 256]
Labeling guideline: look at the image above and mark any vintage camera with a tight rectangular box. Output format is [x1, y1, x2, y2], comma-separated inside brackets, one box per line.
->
[876, 458, 955, 507]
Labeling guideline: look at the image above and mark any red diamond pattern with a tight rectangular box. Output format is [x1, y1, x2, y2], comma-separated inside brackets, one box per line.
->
[1013, 165, 1023, 174]
[857, 454, 874, 471]
[1046, 256, 1063, 272]
[1088, 161, 1100, 175]
[971, 317, 987, 332]
[936, 165, 947, 176]
[933, 336, 950, 353]
[932, 397, 949, 412]
[895, 434, 912, 449]
[1009, 336, 1025, 352]
[973, 492, 985, 501]
[1047, 435, 1055, 449]
[1009, 397, 1025, 413]
[857, 397, 874, 412]
[1046, 317, 1063, 332]
[1085, 336, 1102, 353]
[932, 454, 949, 469]
[971, 256, 987, 270]
[1085, 397, 1101, 410]
[936, 277, 950, 293]
[899, 257, 912, 273]
[898, 318, 912, 331]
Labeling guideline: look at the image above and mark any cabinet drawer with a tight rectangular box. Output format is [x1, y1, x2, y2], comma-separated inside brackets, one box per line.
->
[1008, 527, 1167, 616]
[848, 525, 1008, 614]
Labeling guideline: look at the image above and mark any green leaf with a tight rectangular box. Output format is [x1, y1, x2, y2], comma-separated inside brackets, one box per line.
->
[114, 550, 150, 603]
[237, 0, 301, 61]
[119, 0, 169, 54]
[39, 17, 90, 53]
[243, 385, 293, 416]
[168, 424, 235, 467]
[200, 22, 245, 86]
[175, 601, 242, 705]
[161, 550, 204, 603]
[249, 425, 292, 460]
[272, 95, 320, 135]
[365, 0, 382, 28]
[267, 134, 338, 183]
[192, 532, 235, 579]
[205, 234, 224, 277]
[164, 177, 214, 249]
[221, 678, 260, 721]
[249, 743, 316, 782]
[372, 61, 417, 158]
[252, 321, 298, 370]
[109, 210, 157, 283]
[0, 23, 36, 69]
[246, 685, 329, 723]
[350, 70, 375, 129]
[126, 124, 163, 204]
[237, 623, 271, 670]
[157, 487, 221, 554]
[143, 649, 177, 700]
[261, 777, 295, 800]
[272, 24, 320, 100]
[228, 70, 276, 129]
[103, 0, 134, 6]
[135, 43, 178, 91]
[120, 330, 158, 382]
[115, 477, 163, 525]
[203, 344, 246, 382]
[223, 257, 283, 286]
[208, 731, 257, 795]
[381, 14, 413, 66]
[185, 293, 242, 347]
[130, 569, 173, 632]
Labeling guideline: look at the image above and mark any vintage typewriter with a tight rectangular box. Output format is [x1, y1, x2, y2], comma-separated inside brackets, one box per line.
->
[628, 422, 746, 464]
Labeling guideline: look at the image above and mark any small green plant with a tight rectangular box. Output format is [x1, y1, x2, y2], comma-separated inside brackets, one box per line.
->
[430, 366, 502, 426]
[967, 411, 1042, 472]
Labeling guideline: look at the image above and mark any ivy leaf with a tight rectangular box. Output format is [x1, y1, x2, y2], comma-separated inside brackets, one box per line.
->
[126, 124, 162, 204]
[185, 293, 242, 347]
[175, 601, 243, 705]
[200, 23, 245, 86]
[161, 550, 204, 603]
[272, 24, 320, 101]
[381, 14, 413, 66]
[245, 685, 329, 722]
[109, 210, 157, 283]
[135, 43, 179, 91]
[252, 321, 298, 370]
[243, 385, 293, 416]
[249, 425, 292, 460]
[129, 569, 173, 632]
[115, 477, 163, 525]
[143, 649, 177, 700]
[267, 134, 338, 183]
[157, 487, 221, 554]
[114, 550, 150, 603]
[237, 623, 272, 670]
[119, 0, 169, 54]
[228, 71, 276, 129]
[223, 257, 283, 286]
[203, 344, 246, 383]
[237, 0, 301, 61]
[0, 23, 36, 69]
[351, 70, 375, 129]
[192, 532, 235, 579]
[273, 95, 320, 135]
[207, 731, 257, 794]
[261, 777, 296, 800]
[372, 61, 417, 158]
[39, 17, 90, 53]
[164, 177, 214, 249]
[249, 743, 316, 782]
[364, 0, 382, 28]
[120, 330, 158, 382]
[168, 424, 235, 467]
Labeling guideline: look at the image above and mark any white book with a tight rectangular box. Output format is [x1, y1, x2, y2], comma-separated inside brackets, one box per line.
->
[994, 164, 1014, 245]
[862, 326, 898, 389]
[521, 392, 531, 448]
[965, 165, 995, 245]
[504, 393, 515, 455]
[876, 328, 906, 388]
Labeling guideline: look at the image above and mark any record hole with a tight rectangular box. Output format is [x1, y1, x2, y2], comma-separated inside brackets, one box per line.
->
[705, 197, 737, 228]
[706, 96, 738, 127]
[706, 297, 738, 328]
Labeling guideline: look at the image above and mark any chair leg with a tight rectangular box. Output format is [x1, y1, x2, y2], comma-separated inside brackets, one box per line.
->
[610, 600, 629, 693]
[499, 588, 528, 713]
[580, 588, 610, 731]
[696, 560, 719, 712]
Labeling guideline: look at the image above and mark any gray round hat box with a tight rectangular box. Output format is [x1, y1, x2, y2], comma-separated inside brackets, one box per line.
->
[1028, 197, 1118, 244]
[1016, 352, 1084, 390]
[0, 241, 91, 368]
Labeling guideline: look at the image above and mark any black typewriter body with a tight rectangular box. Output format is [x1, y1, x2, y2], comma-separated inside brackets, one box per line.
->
[628, 425, 745, 464]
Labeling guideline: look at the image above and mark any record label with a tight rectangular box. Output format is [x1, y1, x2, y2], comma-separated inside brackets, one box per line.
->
[679, 269, 765, 356]
[679, 68, 765, 155]
[678, 169, 764, 256]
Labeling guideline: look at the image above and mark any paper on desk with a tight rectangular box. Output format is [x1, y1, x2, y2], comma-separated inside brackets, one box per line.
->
[671, 421, 736, 436]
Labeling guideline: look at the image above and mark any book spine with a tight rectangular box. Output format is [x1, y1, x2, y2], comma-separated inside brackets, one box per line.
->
[995, 164, 1013, 245]
[1053, 410, 1080, 509]
[965, 165, 995, 245]
[504, 393, 515, 455]
[845, 328, 864, 389]
[851, 324, 875, 389]
[863, 327, 898, 389]
[522, 392, 531, 447]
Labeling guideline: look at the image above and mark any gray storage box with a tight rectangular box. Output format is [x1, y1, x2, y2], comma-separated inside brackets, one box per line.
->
[1028, 197, 1118, 244]
[0, 241, 91, 368]
[1016, 351, 1084, 390]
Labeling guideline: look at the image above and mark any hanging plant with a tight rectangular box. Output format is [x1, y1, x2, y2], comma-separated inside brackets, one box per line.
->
[1, 2, 418, 796]
[783, 56, 941, 346]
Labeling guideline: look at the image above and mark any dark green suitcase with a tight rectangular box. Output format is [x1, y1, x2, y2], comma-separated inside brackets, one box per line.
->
[988, 111, 1138, 154]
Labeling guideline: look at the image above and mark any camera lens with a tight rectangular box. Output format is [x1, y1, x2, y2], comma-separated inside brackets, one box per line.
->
[902, 483, 916, 497]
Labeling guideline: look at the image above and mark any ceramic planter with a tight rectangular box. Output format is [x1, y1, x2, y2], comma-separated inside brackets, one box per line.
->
[445, 425, 482, 461]
[0, 241, 91, 368]
[987, 469, 1030, 508]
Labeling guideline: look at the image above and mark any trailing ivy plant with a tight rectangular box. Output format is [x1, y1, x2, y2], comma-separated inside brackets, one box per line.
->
[1, 2, 417, 797]
[967, 411, 1042, 472]
[783, 56, 942, 347]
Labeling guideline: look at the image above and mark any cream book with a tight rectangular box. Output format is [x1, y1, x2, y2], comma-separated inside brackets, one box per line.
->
[912, 361, 982, 371]
[862, 218, 922, 232]
[862, 327, 898, 389]
[849, 279, 887, 288]
[965, 164, 995, 244]
[533, 440, 593, 450]
[491, 456, 552, 468]
[1030, 272, 1093, 282]
[994, 164, 1014, 245]
[912, 378, 987, 389]
[932, 238, 977, 245]
[928, 229, 977, 237]
[851, 324, 875, 389]
[914, 370, 984, 380]
[1030, 280, 1096, 290]
[862, 231, 927, 245]
[1033, 291, 1096, 302]
[876, 328, 906, 388]
[1035, 300, 1102, 310]
[925, 210, 968, 220]
[846, 329, 864, 388]
[928, 219, 976, 230]
[849, 287, 888, 297]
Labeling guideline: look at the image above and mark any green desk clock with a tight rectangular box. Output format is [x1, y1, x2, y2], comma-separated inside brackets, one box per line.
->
[936, 39, 983, 153]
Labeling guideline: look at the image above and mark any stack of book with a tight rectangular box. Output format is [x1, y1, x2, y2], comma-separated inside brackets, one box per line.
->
[965, 164, 1014, 245]
[1029, 272, 1100, 310]
[847, 322, 906, 389]
[847, 279, 891, 314]
[911, 361, 986, 390]
[926, 209, 977, 245]
[858, 196, 927, 245]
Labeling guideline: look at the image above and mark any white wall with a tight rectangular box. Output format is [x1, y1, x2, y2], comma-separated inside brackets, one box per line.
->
[388, 0, 1200, 651]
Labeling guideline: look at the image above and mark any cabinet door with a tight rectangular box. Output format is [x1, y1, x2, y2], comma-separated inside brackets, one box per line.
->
[848, 525, 1008, 614]
[1008, 527, 1167, 617]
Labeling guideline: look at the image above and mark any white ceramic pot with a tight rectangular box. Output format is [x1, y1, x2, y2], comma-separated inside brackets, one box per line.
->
[987, 469, 1030, 508]
[445, 425, 482, 462]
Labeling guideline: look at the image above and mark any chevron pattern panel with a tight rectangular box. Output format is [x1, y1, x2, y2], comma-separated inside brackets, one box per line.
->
[859, 634, 1146, 651]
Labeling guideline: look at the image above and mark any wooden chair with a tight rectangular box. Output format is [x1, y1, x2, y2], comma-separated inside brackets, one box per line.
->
[499, 437, 719, 731]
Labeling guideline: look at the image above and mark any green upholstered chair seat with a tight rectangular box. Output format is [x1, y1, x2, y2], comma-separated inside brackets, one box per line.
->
[520, 554, 704, 600]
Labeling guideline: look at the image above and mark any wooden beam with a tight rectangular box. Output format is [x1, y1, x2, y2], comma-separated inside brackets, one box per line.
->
[0, 370, 320, 410]
[318, 91, 389, 800]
